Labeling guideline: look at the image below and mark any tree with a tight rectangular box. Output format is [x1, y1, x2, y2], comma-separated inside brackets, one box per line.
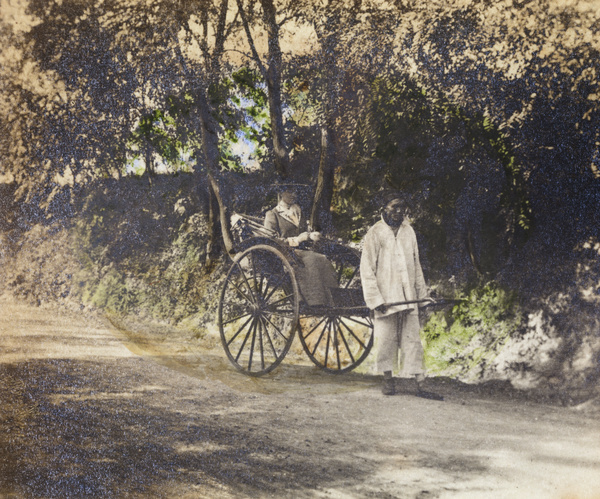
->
[389, 0, 600, 245]
[0, 0, 172, 216]
[167, 0, 238, 257]
[235, 0, 291, 177]
[298, 0, 393, 232]
[1, 0, 241, 256]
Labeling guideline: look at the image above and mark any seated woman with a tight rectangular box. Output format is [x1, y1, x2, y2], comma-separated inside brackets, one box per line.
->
[264, 188, 339, 307]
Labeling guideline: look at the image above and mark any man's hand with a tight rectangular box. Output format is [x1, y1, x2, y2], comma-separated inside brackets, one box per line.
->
[309, 231, 322, 242]
[375, 304, 388, 314]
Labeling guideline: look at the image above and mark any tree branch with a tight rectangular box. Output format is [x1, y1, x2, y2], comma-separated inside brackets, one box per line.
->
[235, 0, 268, 78]
[224, 10, 240, 41]
[212, 0, 230, 72]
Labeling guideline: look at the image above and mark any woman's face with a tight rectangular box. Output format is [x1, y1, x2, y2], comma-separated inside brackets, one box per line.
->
[280, 191, 297, 205]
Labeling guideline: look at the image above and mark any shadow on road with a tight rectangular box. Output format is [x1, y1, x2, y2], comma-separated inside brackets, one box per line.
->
[108, 314, 564, 404]
[0, 358, 374, 498]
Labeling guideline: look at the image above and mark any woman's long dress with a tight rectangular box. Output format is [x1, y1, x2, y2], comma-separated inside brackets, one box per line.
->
[264, 208, 338, 307]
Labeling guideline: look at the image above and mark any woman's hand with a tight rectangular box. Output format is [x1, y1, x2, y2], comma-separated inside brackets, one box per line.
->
[297, 232, 311, 243]
[309, 231, 322, 242]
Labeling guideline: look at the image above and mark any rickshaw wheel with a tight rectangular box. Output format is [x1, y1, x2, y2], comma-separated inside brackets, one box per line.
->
[218, 244, 299, 376]
[298, 311, 374, 374]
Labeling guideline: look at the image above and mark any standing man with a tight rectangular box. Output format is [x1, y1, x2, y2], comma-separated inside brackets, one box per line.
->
[360, 196, 441, 399]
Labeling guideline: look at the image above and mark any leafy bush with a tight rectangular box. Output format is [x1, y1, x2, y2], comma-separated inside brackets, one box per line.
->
[422, 282, 525, 380]
[66, 176, 225, 332]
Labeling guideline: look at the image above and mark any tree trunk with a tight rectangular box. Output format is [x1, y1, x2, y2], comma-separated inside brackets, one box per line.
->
[231, 0, 289, 177]
[195, 86, 235, 255]
[205, 182, 221, 266]
[260, 0, 289, 177]
[144, 144, 154, 186]
[466, 227, 483, 277]
[266, 75, 289, 177]
[167, 6, 234, 257]
[310, 122, 336, 233]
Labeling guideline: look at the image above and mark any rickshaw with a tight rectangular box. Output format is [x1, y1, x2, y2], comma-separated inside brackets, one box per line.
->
[218, 213, 376, 376]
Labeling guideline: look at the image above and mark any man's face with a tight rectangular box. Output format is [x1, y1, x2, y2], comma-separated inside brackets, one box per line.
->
[384, 199, 407, 226]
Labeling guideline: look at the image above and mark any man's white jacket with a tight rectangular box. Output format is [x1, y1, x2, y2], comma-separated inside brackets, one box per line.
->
[360, 218, 429, 319]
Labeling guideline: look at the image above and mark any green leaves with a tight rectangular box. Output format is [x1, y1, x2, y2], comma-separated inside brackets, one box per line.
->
[231, 68, 269, 109]
[211, 69, 272, 170]
[129, 108, 193, 174]
[422, 282, 525, 379]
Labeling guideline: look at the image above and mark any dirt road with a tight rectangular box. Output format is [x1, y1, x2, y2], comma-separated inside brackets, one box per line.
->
[1, 294, 600, 498]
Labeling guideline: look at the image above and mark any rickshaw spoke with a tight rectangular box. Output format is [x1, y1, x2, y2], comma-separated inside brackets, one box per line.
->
[263, 278, 286, 303]
[250, 252, 259, 294]
[247, 318, 259, 371]
[222, 312, 252, 327]
[229, 278, 255, 306]
[260, 316, 279, 358]
[257, 269, 265, 296]
[254, 265, 276, 295]
[343, 267, 359, 289]
[298, 311, 373, 373]
[343, 316, 372, 329]
[234, 261, 257, 303]
[336, 318, 356, 364]
[265, 306, 294, 314]
[323, 319, 332, 368]
[263, 310, 294, 319]
[335, 263, 343, 285]
[302, 316, 328, 340]
[227, 314, 254, 347]
[261, 313, 289, 342]
[310, 319, 329, 357]
[338, 317, 369, 350]
[235, 317, 256, 362]
[266, 293, 294, 308]
[260, 274, 273, 299]
[258, 318, 265, 371]
[334, 320, 342, 370]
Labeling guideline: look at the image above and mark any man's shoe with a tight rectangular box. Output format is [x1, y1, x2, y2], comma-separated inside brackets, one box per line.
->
[382, 378, 395, 396]
[416, 389, 444, 401]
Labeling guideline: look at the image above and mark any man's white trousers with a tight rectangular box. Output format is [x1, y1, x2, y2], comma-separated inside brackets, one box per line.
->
[374, 310, 425, 376]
